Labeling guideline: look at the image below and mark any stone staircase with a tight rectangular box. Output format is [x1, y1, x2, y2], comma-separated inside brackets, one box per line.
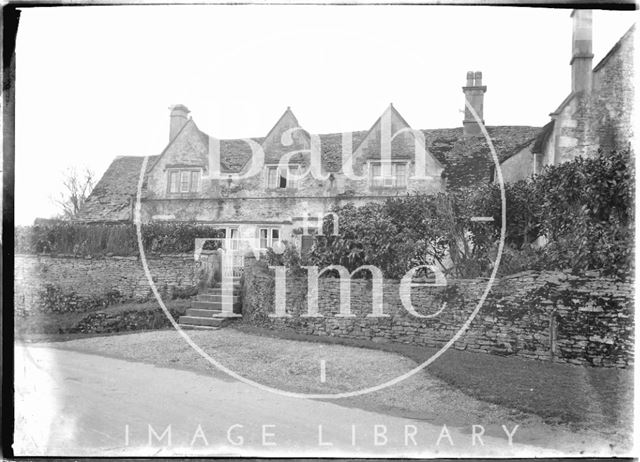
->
[178, 277, 242, 329]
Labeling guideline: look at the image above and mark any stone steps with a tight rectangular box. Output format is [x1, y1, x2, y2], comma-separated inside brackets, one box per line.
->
[178, 315, 240, 328]
[179, 324, 221, 331]
[186, 308, 222, 317]
[200, 287, 241, 296]
[191, 300, 242, 311]
[178, 281, 243, 329]
[195, 294, 242, 303]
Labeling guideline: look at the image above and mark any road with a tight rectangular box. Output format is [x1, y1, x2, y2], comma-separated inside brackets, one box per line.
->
[14, 344, 553, 457]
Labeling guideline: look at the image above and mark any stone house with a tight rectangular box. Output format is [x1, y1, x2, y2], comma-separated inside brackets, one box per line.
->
[77, 74, 540, 253]
[497, 11, 635, 183]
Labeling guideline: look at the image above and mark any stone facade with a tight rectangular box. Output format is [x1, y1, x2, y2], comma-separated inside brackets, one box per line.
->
[78, 75, 541, 255]
[548, 24, 634, 163]
[14, 254, 198, 315]
[242, 261, 633, 368]
[495, 141, 536, 182]
[140, 104, 446, 248]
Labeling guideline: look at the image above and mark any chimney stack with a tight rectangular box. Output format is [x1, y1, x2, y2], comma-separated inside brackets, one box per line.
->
[462, 70, 487, 137]
[169, 104, 190, 141]
[570, 10, 593, 93]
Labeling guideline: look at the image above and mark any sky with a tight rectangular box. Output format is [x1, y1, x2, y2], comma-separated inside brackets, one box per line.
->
[12, 5, 637, 224]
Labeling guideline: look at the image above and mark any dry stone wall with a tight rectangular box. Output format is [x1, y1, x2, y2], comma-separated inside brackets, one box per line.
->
[243, 262, 633, 368]
[15, 254, 198, 315]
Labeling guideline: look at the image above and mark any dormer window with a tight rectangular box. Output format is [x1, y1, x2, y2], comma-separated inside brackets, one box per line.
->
[266, 165, 300, 189]
[369, 161, 408, 188]
[168, 168, 201, 193]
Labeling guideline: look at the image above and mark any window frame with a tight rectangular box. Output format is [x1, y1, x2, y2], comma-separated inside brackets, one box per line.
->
[265, 164, 301, 190]
[167, 168, 202, 194]
[368, 161, 410, 188]
[258, 227, 281, 249]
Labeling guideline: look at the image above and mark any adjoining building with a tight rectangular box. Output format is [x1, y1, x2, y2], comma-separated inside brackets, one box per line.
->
[497, 11, 635, 183]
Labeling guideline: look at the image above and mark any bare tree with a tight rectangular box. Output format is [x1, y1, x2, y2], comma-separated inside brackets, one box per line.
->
[54, 168, 95, 219]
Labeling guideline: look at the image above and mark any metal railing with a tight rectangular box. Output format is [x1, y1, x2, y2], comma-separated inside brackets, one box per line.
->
[195, 237, 250, 277]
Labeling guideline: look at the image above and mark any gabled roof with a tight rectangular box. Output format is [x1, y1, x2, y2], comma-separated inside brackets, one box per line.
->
[75, 155, 158, 222]
[261, 106, 304, 147]
[77, 123, 541, 222]
[593, 23, 635, 74]
[550, 91, 577, 117]
[258, 107, 310, 167]
[422, 125, 540, 188]
[352, 103, 413, 154]
[149, 118, 265, 175]
[532, 120, 555, 154]
[348, 104, 445, 173]
[550, 24, 635, 118]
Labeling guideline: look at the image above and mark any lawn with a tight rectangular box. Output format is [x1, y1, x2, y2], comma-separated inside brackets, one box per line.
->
[233, 325, 633, 439]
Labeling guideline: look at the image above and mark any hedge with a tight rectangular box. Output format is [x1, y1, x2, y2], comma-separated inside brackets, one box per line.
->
[15, 222, 226, 256]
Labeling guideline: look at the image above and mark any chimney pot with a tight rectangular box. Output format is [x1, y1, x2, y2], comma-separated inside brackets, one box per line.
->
[462, 71, 487, 137]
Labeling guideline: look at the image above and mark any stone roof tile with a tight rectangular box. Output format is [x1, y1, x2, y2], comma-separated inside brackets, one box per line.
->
[77, 125, 540, 221]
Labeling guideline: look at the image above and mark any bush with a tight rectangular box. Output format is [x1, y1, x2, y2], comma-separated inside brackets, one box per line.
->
[15, 223, 226, 256]
[303, 149, 632, 279]
[308, 202, 426, 279]
[532, 149, 633, 278]
[36, 284, 126, 314]
[264, 241, 307, 275]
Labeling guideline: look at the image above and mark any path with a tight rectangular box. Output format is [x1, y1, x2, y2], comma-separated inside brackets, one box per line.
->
[14, 345, 548, 457]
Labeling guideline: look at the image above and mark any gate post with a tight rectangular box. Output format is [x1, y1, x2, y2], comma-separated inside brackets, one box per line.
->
[218, 248, 241, 317]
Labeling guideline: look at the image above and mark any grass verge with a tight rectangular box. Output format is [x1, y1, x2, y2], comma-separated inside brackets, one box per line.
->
[232, 324, 633, 434]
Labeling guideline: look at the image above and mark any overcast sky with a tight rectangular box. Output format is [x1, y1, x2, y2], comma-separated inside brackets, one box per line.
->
[13, 5, 636, 224]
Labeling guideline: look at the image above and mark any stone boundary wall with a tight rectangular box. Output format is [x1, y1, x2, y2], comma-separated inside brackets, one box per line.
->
[242, 262, 634, 368]
[15, 254, 198, 315]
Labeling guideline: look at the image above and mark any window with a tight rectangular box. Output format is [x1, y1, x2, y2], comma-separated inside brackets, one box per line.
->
[369, 162, 408, 188]
[229, 228, 239, 250]
[258, 227, 281, 249]
[170, 171, 179, 192]
[259, 228, 268, 249]
[265, 165, 299, 189]
[180, 171, 190, 192]
[168, 169, 201, 193]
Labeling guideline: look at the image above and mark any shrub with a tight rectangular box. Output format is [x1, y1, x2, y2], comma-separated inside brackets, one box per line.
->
[264, 241, 307, 276]
[15, 223, 226, 256]
[303, 149, 632, 279]
[36, 284, 125, 314]
[533, 148, 633, 278]
[309, 202, 424, 279]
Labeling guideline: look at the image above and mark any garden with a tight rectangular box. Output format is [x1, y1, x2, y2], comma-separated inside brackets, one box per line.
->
[268, 148, 633, 281]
